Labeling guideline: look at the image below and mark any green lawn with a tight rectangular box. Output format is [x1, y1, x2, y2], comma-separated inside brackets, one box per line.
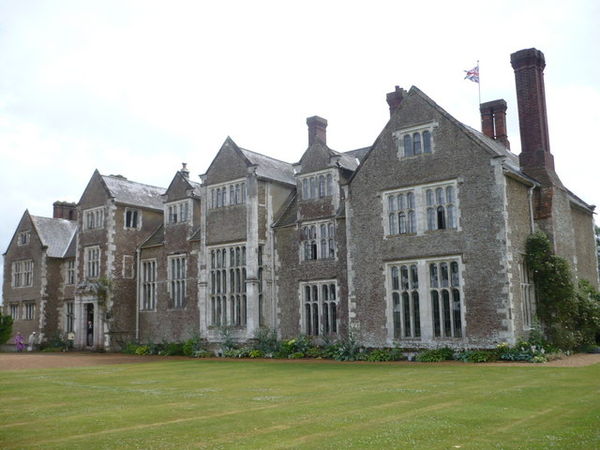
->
[1, 360, 599, 449]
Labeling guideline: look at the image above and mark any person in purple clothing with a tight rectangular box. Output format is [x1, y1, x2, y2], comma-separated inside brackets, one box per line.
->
[15, 332, 25, 352]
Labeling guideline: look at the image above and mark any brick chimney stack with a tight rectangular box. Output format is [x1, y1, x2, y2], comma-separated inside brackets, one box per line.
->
[306, 116, 327, 146]
[386, 85, 406, 117]
[510, 48, 555, 174]
[480, 99, 510, 149]
[53, 201, 77, 221]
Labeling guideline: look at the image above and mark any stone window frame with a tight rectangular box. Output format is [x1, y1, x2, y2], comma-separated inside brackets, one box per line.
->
[122, 255, 135, 279]
[83, 206, 105, 231]
[519, 258, 536, 330]
[17, 230, 30, 246]
[386, 256, 465, 342]
[140, 258, 157, 311]
[209, 178, 247, 209]
[84, 245, 101, 279]
[66, 260, 76, 285]
[165, 200, 191, 225]
[10, 303, 19, 320]
[298, 169, 335, 201]
[299, 219, 336, 262]
[12, 260, 33, 288]
[300, 280, 338, 337]
[124, 208, 141, 229]
[393, 121, 438, 159]
[383, 179, 460, 237]
[167, 254, 187, 309]
[24, 302, 35, 321]
[208, 243, 247, 327]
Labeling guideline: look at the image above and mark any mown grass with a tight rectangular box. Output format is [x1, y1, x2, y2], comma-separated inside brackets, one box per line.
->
[1, 359, 599, 449]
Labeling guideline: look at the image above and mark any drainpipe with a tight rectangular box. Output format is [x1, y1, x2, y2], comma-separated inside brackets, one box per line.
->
[527, 186, 535, 233]
[135, 247, 141, 341]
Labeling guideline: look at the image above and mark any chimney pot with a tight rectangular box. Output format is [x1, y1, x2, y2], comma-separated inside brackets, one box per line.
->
[181, 162, 189, 179]
[480, 99, 510, 149]
[306, 116, 327, 146]
[386, 86, 405, 117]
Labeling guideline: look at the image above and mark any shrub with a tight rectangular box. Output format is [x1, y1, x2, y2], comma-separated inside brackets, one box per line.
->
[278, 336, 313, 358]
[253, 328, 279, 355]
[455, 350, 498, 363]
[122, 342, 140, 354]
[415, 347, 454, 362]
[161, 342, 184, 356]
[135, 345, 150, 355]
[0, 312, 13, 345]
[41, 347, 63, 353]
[366, 348, 406, 362]
[331, 334, 365, 361]
[183, 335, 206, 357]
[248, 349, 264, 358]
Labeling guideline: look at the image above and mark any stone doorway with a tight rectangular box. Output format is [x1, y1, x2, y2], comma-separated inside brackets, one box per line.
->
[85, 303, 94, 347]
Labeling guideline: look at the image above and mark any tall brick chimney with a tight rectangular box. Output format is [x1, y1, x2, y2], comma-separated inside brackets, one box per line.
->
[53, 201, 77, 221]
[480, 99, 510, 149]
[306, 116, 327, 146]
[386, 85, 406, 117]
[510, 48, 555, 176]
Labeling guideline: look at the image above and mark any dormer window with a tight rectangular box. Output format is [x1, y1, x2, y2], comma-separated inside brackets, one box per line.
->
[84, 207, 104, 230]
[394, 122, 437, 159]
[299, 171, 334, 200]
[209, 181, 246, 209]
[166, 200, 190, 224]
[124, 209, 140, 229]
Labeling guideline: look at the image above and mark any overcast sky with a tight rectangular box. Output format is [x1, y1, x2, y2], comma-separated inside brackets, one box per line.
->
[1, 0, 599, 303]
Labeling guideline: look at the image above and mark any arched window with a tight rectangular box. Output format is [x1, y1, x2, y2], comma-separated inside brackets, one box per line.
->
[216, 188, 222, 207]
[413, 133, 422, 155]
[388, 195, 396, 212]
[437, 206, 446, 229]
[391, 266, 399, 290]
[302, 179, 309, 199]
[423, 130, 432, 153]
[326, 174, 333, 195]
[408, 211, 416, 233]
[310, 177, 316, 198]
[431, 290, 441, 337]
[407, 192, 415, 209]
[452, 289, 462, 337]
[318, 175, 326, 198]
[403, 134, 413, 157]
[393, 292, 401, 338]
[398, 213, 406, 234]
[389, 213, 397, 235]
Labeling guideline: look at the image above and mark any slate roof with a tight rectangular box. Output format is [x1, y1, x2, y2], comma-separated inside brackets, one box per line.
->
[30, 216, 78, 258]
[344, 146, 371, 162]
[140, 224, 165, 248]
[102, 175, 165, 211]
[272, 192, 298, 228]
[238, 148, 296, 186]
[187, 179, 202, 197]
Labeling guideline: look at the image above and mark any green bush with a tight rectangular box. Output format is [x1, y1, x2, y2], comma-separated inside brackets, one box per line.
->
[277, 336, 313, 358]
[122, 342, 140, 354]
[161, 342, 184, 356]
[455, 350, 498, 363]
[135, 345, 150, 355]
[248, 349, 264, 358]
[0, 312, 13, 345]
[366, 348, 406, 362]
[253, 328, 279, 355]
[183, 335, 207, 357]
[415, 347, 454, 362]
[331, 334, 365, 361]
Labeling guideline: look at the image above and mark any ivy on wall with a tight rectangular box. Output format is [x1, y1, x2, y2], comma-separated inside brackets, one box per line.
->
[526, 231, 600, 349]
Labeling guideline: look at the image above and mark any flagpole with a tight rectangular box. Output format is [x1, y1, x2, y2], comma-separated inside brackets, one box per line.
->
[477, 59, 481, 105]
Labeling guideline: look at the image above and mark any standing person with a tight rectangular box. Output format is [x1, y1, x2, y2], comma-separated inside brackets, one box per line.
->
[15, 332, 25, 352]
[27, 331, 37, 352]
[67, 331, 75, 351]
[87, 321, 93, 347]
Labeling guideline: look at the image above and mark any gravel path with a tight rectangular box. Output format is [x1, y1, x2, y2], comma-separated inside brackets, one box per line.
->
[0, 351, 598, 371]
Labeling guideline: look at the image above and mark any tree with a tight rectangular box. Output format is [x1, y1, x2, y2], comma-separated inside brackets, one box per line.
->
[0, 312, 14, 345]
[595, 224, 600, 273]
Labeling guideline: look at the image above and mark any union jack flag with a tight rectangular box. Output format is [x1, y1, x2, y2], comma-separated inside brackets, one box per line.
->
[464, 65, 479, 83]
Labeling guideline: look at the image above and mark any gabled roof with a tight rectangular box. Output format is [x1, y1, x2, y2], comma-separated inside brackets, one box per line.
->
[238, 147, 295, 186]
[272, 192, 298, 228]
[30, 216, 77, 258]
[165, 170, 202, 199]
[343, 146, 371, 162]
[101, 174, 165, 211]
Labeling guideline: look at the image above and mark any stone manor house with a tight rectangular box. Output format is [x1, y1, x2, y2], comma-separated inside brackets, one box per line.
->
[3, 48, 598, 351]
